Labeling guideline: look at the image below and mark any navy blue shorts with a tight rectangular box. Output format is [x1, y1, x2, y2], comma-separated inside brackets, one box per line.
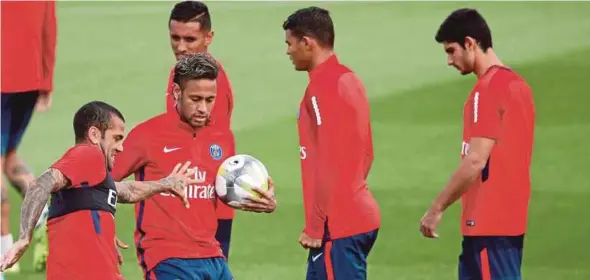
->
[148, 257, 233, 280]
[215, 218, 233, 260]
[306, 229, 379, 280]
[1, 91, 39, 156]
[459, 235, 524, 280]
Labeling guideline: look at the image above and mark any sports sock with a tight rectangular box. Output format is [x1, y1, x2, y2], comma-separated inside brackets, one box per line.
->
[1, 234, 14, 256]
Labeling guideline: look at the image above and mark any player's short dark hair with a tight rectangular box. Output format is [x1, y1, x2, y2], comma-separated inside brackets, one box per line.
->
[173, 53, 219, 90]
[73, 101, 125, 143]
[282, 6, 335, 48]
[435, 8, 493, 51]
[169, 1, 211, 31]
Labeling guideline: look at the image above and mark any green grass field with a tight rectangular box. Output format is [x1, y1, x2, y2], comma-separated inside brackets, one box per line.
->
[4, 1, 590, 279]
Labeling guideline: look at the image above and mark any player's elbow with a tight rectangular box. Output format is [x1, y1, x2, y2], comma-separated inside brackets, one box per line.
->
[116, 194, 137, 204]
[464, 152, 489, 172]
[114, 183, 136, 204]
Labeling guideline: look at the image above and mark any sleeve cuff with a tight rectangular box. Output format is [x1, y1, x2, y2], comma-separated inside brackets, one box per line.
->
[303, 227, 324, 240]
[41, 81, 53, 93]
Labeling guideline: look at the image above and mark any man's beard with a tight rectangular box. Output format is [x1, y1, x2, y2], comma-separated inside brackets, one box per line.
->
[98, 141, 111, 171]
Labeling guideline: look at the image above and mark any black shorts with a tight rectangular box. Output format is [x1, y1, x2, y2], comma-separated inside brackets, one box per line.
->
[459, 235, 525, 280]
[1, 91, 39, 156]
[306, 229, 379, 280]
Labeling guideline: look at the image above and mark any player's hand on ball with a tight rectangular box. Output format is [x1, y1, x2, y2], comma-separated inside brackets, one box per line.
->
[298, 232, 321, 249]
[0, 239, 30, 272]
[165, 161, 196, 209]
[241, 177, 277, 213]
[420, 208, 443, 239]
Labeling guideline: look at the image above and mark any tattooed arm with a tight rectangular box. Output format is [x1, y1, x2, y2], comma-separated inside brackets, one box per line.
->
[0, 168, 69, 271]
[116, 177, 183, 203]
[115, 162, 195, 208]
[19, 168, 69, 242]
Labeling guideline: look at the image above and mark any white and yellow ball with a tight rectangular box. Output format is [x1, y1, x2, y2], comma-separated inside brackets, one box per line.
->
[215, 154, 269, 209]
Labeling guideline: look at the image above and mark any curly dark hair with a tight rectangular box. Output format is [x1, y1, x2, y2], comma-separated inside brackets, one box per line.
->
[173, 53, 219, 90]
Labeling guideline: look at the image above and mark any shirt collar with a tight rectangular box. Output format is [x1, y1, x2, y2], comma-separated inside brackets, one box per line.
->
[166, 110, 212, 135]
[308, 54, 339, 80]
[480, 64, 512, 79]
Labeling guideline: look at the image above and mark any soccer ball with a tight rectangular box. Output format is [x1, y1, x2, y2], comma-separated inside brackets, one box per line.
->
[215, 154, 270, 209]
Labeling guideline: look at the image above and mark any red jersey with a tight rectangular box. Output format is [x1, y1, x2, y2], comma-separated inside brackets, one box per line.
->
[48, 144, 123, 280]
[461, 66, 535, 236]
[111, 112, 235, 274]
[298, 55, 380, 240]
[165, 55, 235, 220]
[1, 1, 56, 93]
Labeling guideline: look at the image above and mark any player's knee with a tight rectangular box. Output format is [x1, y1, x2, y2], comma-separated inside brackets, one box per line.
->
[0, 185, 8, 204]
[3, 150, 17, 168]
[0, 155, 6, 173]
[3, 156, 32, 196]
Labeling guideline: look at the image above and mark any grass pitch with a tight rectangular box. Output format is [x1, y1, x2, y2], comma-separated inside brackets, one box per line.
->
[5, 2, 590, 279]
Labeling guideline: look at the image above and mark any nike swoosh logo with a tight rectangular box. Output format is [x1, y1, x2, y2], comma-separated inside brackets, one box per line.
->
[163, 147, 181, 153]
[311, 253, 323, 262]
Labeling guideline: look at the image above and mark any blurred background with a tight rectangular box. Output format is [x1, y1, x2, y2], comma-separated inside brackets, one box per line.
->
[4, 1, 590, 279]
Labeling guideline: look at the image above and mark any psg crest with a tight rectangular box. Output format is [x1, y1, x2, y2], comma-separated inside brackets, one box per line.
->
[209, 144, 223, 160]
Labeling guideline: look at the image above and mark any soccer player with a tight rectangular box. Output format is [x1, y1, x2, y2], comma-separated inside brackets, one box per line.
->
[419, 8, 535, 280]
[111, 53, 276, 279]
[1, 0, 57, 273]
[165, 1, 237, 259]
[0, 101, 196, 279]
[282, 7, 381, 280]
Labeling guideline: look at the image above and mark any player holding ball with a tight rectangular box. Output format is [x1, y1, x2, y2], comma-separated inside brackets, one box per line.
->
[164, 1, 238, 260]
[111, 53, 276, 280]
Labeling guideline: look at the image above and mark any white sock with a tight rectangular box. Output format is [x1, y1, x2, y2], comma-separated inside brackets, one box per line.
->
[35, 204, 49, 228]
[1, 234, 14, 257]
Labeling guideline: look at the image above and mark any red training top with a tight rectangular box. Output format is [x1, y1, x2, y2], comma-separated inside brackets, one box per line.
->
[111, 112, 235, 275]
[48, 144, 123, 280]
[165, 55, 235, 220]
[461, 65, 535, 236]
[1, 1, 57, 93]
[297, 55, 381, 240]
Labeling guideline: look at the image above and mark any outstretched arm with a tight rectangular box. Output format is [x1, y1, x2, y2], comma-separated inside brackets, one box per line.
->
[116, 177, 180, 203]
[19, 168, 69, 242]
[2, 168, 69, 271]
[116, 162, 195, 208]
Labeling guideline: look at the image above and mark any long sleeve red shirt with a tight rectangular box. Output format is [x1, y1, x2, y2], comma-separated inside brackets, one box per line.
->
[298, 55, 380, 240]
[111, 112, 236, 274]
[1, 1, 57, 93]
[164, 56, 236, 220]
[48, 144, 123, 280]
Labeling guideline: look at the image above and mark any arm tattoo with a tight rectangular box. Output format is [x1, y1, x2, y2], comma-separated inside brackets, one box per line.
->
[116, 177, 179, 203]
[19, 168, 69, 241]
